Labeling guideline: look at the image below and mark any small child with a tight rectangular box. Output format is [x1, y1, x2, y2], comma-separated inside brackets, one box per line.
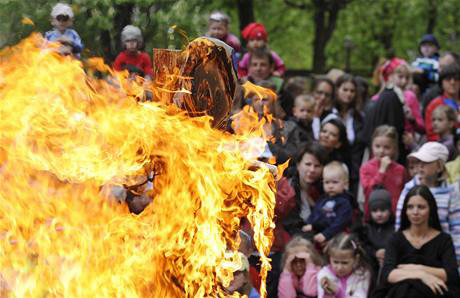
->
[113, 25, 153, 80]
[318, 233, 372, 298]
[432, 105, 457, 161]
[411, 34, 440, 94]
[302, 161, 353, 245]
[278, 236, 323, 298]
[44, 3, 83, 57]
[278, 94, 316, 161]
[354, 188, 394, 275]
[206, 11, 241, 54]
[238, 22, 285, 78]
[360, 125, 406, 220]
[226, 252, 260, 298]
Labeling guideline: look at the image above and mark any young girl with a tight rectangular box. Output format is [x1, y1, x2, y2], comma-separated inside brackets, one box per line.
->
[374, 58, 425, 135]
[278, 236, 323, 298]
[237, 22, 285, 78]
[360, 125, 406, 220]
[318, 233, 372, 298]
[431, 105, 457, 160]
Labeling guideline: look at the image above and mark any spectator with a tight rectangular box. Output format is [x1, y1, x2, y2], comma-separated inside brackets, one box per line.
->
[354, 188, 395, 275]
[278, 236, 323, 298]
[360, 125, 406, 220]
[45, 3, 83, 57]
[206, 11, 241, 54]
[302, 161, 353, 246]
[446, 130, 460, 183]
[412, 34, 441, 95]
[226, 253, 260, 297]
[319, 118, 350, 169]
[431, 105, 457, 161]
[421, 51, 460, 114]
[395, 142, 460, 265]
[311, 76, 335, 139]
[282, 143, 330, 236]
[245, 48, 283, 92]
[374, 185, 460, 298]
[113, 25, 153, 80]
[238, 23, 285, 78]
[318, 233, 372, 298]
[373, 58, 424, 136]
[425, 64, 460, 141]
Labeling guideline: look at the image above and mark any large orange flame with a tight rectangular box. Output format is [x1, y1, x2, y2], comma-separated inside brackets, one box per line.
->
[0, 34, 276, 297]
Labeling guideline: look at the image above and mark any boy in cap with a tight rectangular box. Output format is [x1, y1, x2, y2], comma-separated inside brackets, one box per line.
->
[354, 187, 394, 272]
[45, 3, 83, 56]
[113, 25, 153, 80]
[412, 34, 441, 94]
[395, 142, 460, 265]
[237, 22, 285, 79]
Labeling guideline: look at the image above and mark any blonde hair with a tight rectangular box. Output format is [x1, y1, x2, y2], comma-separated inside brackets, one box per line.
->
[281, 236, 323, 268]
[324, 233, 371, 275]
[371, 125, 399, 160]
[323, 161, 349, 181]
[294, 94, 315, 108]
[433, 104, 456, 122]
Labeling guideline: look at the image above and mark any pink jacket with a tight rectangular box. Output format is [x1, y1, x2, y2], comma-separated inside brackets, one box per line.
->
[278, 264, 321, 298]
[360, 158, 406, 221]
[238, 49, 285, 78]
[403, 90, 424, 133]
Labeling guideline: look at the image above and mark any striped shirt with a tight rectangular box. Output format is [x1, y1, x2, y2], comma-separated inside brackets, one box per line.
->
[44, 28, 83, 54]
[395, 177, 460, 263]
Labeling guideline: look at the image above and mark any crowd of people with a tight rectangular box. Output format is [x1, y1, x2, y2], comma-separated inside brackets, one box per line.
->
[42, 3, 460, 298]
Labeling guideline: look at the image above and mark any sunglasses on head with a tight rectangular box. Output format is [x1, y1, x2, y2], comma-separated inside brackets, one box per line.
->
[56, 14, 70, 22]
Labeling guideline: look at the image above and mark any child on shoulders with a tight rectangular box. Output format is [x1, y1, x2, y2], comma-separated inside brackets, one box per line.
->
[238, 22, 285, 78]
[302, 161, 353, 246]
[411, 34, 440, 94]
[206, 11, 241, 54]
[45, 3, 83, 57]
[318, 233, 372, 298]
[278, 236, 323, 298]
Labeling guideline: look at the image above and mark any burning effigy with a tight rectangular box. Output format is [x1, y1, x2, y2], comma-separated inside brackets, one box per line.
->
[0, 34, 278, 297]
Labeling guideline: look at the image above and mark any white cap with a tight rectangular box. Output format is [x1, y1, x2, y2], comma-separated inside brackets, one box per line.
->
[409, 142, 449, 163]
[121, 25, 143, 45]
[51, 3, 74, 18]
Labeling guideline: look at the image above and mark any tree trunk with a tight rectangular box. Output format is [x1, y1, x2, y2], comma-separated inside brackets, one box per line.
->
[113, 3, 135, 53]
[312, 2, 341, 73]
[426, 0, 437, 34]
[237, 0, 255, 34]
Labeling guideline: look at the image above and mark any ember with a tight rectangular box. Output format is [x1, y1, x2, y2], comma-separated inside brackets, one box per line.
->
[0, 34, 277, 297]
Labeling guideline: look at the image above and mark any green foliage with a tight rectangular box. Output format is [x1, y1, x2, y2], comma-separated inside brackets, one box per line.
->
[1, 0, 460, 74]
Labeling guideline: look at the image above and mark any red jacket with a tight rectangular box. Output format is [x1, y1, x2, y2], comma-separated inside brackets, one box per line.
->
[113, 51, 153, 77]
[360, 158, 407, 221]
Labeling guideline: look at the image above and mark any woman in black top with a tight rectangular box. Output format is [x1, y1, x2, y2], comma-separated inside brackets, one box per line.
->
[374, 185, 460, 298]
